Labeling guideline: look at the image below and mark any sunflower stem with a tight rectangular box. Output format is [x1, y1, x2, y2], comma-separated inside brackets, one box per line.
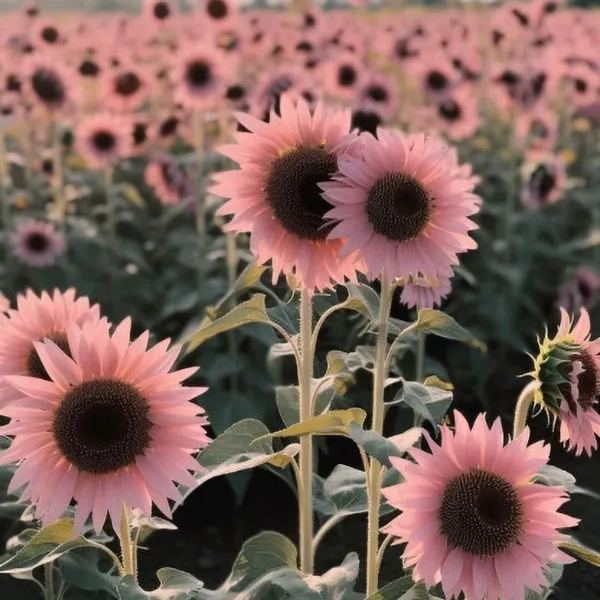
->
[226, 231, 239, 393]
[513, 381, 537, 438]
[192, 112, 206, 237]
[0, 129, 10, 266]
[414, 332, 426, 426]
[52, 122, 66, 229]
[298, 286, 314, 574]
[119, 504, 136, 579]
[43, 562, 55, 600]
[366, 273, 393, 597]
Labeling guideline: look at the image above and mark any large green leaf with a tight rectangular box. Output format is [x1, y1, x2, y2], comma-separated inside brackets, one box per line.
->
[0, 519, 102, 574]
[117, 568, 205, 599]
[401, 309, 486, 351]
[268, 409, 367, 439]
[224, 531, 298, 592]
[349, 425, 422, 468]
[389, 380, 453, 426]
[186, 294, 272, 351]
[275, 383, 336, 428]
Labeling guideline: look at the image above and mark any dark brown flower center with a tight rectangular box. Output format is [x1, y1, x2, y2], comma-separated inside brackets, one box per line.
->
[53, 378, 151, 474]
[427, 70, 448, 91]
[153, 1, 170, 19]
[226, 84, 246, 101]
[79, 60, 99, 78]
[92, 130, 116, 153]
[133, 122, 148, 146]
[186, 60, 211, 88]
[115, 71, 141, 97]
[529, 165, 555, 200]
[265, 145, 337, 241]
[31, 68, 65, 105]
[26, 231, 50, 253]
[338, 65, 357, 87]
[440, 469, 523, 556]
[566, 349, 600, 412]
[206, 0, 228, 19]
[26, 332, 70, 380]
[438, 99, 461, 121]
[366, 84, 388, 103]
[366, 172, 432, 241]
[41, 26, 59, 44]
[351, 109, 381, 134]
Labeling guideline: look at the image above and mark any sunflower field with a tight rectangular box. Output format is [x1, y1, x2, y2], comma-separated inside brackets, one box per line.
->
[0, 1, 599, 599]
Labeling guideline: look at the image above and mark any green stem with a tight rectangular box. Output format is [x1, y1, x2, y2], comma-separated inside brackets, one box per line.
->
[0, 130, 10, 263]
[513, 381, 536, 438]
[52, 122, 66, 229]
[366, 273, 394, 597]
[226, 231, 239, 393]
[298, 287, 314, 574]
[119, 504, 136, 579]
[104, 167, 115, 242]
[192, 112, 206, 237]
[43, 562, 55, 600]
[416, 332, 426, 382]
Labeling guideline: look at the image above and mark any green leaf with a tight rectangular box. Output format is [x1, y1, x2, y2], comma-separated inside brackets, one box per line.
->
[367, 576, 413, 600]
[275, 383, 336, 428]
[559, 540, 600, 567]
[186, 294, 272, 351]
[349, 425, 422, 468]
[402, 309, 486, 351]
[344, 282, 381, 320]
[58, 548, 119, 596]
[185, 419, 299, 498]
[268, 409, 367, 439]
[117, 568, 204, 599]
[389, 380, 453, 426]
[0, 519, 99, 574]
[224, 531, 297, 592]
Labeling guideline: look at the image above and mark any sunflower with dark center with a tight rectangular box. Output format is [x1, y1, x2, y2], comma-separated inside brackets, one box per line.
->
[0, 316, 210, 530]
[133, 122, 148, 146]
[159, 116, 179, 137]
[426, 69, 448, 91]
[226, 84, 246, 102]
[438, 98, 461, 121]
[41, 26, 59, 44]
[351, 109, 382, 134]
[337, 65, 357, 88]
[564, 349, 600, 413]
[366, 84, 388, 103]
[529, 164, 555, 202]
[26, 332, 70, 380]
[79, 60, 100, 78]
[212, 95, 359, 291]
[381, 412, 578, 600]
[31, 67, 66, 106]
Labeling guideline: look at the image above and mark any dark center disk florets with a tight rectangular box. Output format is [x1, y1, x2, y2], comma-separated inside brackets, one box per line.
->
[53, 378, 151, 474]
[427, 70, 448, 91]
[366, 172, 432, 241]
[440, 469, 523, 556]
[92, 130, 116, 152]
[265, 145, 337, 241]
[529, 164, 555, 201]
[26, 332, 70, 380]
[115, 71, 142, 97]
[31, 68, 65, 105]
[438, 99, 461, 121]
[566, 349, 600, 412]
[338, 65, 357, 87]
[186, 60, 211, 88]
[207, 0, 228, 19]
[153, 1, 170, 19]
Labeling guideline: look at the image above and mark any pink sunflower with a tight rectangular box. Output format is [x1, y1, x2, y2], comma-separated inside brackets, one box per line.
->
[0, 317, 210, 532]
[211, 94, 360, 291]
[101, 61, 149, 112]
[0, 289, 100, 411]
[75, 113, 132, 169]
[22, 55, 78, 113]
[532, 308, 600, 456]
[145, 154, 191, 206]
[10, 219, 65, 268]
[382, 412, 578, 600]
[521, 152, 567, 209]
[322, 129, 480, 282]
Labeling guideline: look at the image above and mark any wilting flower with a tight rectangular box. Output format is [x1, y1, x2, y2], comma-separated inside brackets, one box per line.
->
[10, 219, 65, 267]
[0, 289, 100, 410]
[401, 275, 452, 309]
[383, 412, 577, 600]
[76, 113, 132, 168]
[145, 154, 191, 205]
[0, 317, 210, 531]
[212, 94, 360, 291]
[322, 129, 480, 282]
[557, 267, 600, 314]
[521, 153, 567, 208]
[530, 308, 600, 456]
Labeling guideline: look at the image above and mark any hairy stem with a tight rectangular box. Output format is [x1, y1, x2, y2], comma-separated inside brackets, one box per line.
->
[119, 504, 136, 579]
[298, 287, 314, 574]
[513, 381, 537, 438]
[366, 273, 393, 597]
[43, 562, 55, 600]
